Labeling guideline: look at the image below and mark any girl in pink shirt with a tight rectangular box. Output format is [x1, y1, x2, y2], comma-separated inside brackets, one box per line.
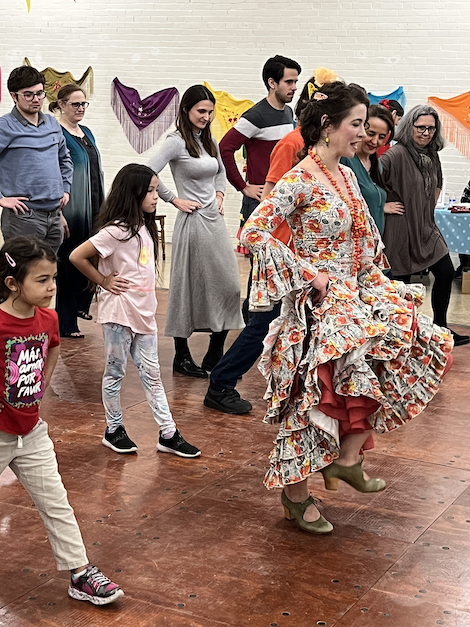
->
[71, 164, 200, 457]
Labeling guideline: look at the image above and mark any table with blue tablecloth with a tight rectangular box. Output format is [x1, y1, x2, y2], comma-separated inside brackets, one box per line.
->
[435, 208, 470, 255]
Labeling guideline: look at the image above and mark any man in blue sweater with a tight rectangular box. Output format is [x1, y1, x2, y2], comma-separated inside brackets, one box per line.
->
[0, 66, 73, 252]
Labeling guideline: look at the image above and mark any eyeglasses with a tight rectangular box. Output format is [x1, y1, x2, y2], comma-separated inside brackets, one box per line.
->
[67, 101, 90, 110]
[15, 90, 46, 102]
[413, 125, 436, 135]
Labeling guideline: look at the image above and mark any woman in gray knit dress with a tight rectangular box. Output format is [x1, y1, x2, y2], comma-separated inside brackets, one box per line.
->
[149, 85, 243, 378]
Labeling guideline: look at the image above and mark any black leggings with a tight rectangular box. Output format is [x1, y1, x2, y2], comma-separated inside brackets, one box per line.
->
[395, 253, 455, 328]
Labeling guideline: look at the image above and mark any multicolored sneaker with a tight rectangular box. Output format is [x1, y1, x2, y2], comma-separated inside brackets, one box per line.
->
[157, 429, 201, 458]
[68, 565, 124, 605]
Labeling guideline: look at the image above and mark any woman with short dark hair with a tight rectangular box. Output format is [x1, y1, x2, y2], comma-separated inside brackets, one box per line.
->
[341, 103, 398, 234]
[149, 85, 243, 377]
[381, 104, 469, 345]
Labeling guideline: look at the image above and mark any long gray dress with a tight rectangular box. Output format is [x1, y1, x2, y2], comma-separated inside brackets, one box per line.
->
[149, 132, 244, 338]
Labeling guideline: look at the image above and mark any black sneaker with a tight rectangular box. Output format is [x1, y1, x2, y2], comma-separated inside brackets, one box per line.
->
[102, 425, 138, 453]
[157, 429, 201, 458]
[204, 385, 252, 414]
[450, 330, 470, 346]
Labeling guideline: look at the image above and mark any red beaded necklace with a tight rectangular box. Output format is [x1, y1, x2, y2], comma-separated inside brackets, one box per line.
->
[308, 148, 369, 273]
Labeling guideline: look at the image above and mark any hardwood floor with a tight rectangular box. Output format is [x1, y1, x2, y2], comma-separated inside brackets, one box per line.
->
[1, 254, 470, 626]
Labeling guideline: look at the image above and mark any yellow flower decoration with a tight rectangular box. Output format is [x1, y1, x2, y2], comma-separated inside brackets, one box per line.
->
[313, 67, 339, 88]
[139, 246, 149, 266]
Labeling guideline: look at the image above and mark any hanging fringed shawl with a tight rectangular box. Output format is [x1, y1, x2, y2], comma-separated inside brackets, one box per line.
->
[368, 86, 406, 109]
[202, 81, 254, 142]
[428, 92, 470, 160]
[23, 58, 93, 104]
[111, 78, 179, 154]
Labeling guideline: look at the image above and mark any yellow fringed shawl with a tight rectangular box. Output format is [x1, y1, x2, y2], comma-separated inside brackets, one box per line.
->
[23, 58, 93, 104]
[202, 81, 254, 141]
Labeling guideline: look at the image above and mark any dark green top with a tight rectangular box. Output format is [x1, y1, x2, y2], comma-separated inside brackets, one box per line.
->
[341, 154, 386, 234]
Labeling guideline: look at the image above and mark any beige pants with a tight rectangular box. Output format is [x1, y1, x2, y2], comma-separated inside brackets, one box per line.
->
[0, 420, 88, 570]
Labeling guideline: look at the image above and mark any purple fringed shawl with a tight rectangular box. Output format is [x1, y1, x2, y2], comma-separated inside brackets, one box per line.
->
[111, 78, 179, 154]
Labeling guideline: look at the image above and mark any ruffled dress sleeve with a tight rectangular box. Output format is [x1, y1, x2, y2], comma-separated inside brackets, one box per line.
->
[241, 170, 318, 311]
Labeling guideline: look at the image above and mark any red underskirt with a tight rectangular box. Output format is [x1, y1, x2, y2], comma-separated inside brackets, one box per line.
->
[318, 361, 377, 450]
[316, 348, 453, 451]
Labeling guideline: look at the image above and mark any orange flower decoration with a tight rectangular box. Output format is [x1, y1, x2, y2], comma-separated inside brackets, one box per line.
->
[245, 232, 263, 244]
[258, 204, 274, 217]
[289, 329, 303, 343]
[301, 268, 316, 282]
[305, 219, 322, 233]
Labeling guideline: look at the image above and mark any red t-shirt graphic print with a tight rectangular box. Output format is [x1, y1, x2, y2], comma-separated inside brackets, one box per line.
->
[0, 307, 60, 436]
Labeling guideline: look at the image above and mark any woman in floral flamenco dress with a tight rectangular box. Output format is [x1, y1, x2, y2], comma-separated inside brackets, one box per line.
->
[241, 81, 453, 535]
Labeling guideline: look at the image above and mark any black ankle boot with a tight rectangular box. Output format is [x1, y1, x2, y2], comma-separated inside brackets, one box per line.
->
[173, 337, 208, 378]
[201, 331, 229, 371]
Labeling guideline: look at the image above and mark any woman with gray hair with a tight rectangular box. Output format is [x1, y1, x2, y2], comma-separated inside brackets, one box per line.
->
[381, 104, 469, 345]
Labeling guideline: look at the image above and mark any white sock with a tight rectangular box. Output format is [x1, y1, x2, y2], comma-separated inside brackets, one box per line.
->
[162, 429, 176, 439]
[71, 567, 87, 580]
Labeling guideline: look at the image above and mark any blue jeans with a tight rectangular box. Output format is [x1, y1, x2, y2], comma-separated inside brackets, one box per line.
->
[102, 323, 176, 436]
[210, 303, 281, 389]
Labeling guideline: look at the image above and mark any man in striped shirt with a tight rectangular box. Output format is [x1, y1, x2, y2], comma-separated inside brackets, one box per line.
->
[204, 56, 301, 415]
[220, 55, 301, 230]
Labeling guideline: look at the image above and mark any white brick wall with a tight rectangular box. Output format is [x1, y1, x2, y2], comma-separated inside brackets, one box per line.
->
[2, 0, 470, 242]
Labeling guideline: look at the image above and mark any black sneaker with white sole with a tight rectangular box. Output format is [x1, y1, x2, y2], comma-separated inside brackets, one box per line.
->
[157, 429, 201, 458]
[102, 425, 138, 453]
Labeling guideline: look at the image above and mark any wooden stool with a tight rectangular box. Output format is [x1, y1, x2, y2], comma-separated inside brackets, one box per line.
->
[155, 214, 166, 260]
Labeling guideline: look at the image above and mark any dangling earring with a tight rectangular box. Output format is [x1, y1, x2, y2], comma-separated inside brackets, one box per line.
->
[325, 137, 330, 147]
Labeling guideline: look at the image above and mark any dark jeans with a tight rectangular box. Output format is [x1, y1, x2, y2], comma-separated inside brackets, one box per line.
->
[210, 303, 281, 390]
[396, 253, 455, 327]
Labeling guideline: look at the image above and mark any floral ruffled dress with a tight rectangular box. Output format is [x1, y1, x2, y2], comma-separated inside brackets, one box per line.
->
[241, 166, 453, 490]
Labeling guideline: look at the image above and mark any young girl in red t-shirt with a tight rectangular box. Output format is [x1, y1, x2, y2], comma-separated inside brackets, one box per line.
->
[0, 236, 123, 605]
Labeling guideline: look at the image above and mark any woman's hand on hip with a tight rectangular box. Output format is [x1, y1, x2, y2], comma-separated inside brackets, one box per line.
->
[310, 271, 330, 303]
[101, 272, 129, 294]
[172, 197, 201, 213]
[217, 193, 224, 215]
[384, 201, 404, 215]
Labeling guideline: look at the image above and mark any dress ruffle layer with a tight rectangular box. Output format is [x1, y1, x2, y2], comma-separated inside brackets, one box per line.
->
[240, 166, 453, 490]
[246, 236, 319, 310]
[258, 257, 453, 489]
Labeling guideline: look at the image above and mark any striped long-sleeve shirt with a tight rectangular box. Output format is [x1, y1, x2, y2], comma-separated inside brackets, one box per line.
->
[219, 98, 294, 192]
